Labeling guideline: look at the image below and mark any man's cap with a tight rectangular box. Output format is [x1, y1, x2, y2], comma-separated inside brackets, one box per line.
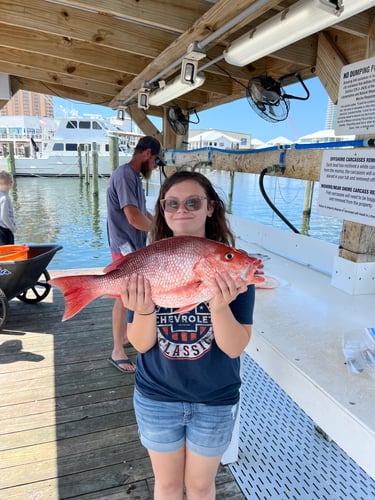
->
[136, 136, 162, 156]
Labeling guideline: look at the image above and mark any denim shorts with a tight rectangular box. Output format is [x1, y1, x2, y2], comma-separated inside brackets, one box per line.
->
[133, 388, 239, 457]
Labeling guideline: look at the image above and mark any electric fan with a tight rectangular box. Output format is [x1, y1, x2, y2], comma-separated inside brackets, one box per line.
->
[246, 73, 310, 123]
[167, 105, 200, 136]
[167, 106, 189, 135]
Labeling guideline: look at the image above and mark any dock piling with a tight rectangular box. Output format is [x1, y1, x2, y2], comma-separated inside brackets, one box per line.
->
[92, 142, 99, 196]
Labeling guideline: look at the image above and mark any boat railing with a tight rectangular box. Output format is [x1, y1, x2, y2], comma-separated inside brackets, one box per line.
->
[0, 131, 45, 140]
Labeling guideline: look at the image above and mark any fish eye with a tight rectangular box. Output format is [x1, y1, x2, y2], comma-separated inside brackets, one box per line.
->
[225, 252, 234, 260]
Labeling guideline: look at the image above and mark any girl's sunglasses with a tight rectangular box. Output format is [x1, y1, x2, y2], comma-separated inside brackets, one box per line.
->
[160, 196, 207, 213]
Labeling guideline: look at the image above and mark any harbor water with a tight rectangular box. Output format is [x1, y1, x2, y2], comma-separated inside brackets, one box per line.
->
[12, 171, 342, 270]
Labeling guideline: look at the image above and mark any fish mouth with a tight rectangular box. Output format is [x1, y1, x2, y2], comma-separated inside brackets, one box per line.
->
[242, 259, 264, 281]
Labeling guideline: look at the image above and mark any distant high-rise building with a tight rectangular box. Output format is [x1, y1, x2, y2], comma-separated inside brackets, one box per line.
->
[0, 90, 54, 117]
[325, 97, 337, 129]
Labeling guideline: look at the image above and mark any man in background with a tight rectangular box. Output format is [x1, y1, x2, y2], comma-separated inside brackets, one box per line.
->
[106, 136, 162, 373]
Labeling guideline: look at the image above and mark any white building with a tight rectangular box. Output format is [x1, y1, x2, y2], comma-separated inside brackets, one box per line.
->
[188, 129, 252, 150]
[187, 127, 357, 153]
[266, 136, 294, 146]
[297, 129, 355, 144]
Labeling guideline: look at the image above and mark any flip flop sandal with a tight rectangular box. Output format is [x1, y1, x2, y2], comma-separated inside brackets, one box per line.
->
[107, 357, 136, 374]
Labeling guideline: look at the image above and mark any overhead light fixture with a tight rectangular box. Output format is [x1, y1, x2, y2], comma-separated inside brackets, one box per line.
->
[116, 109, 126, 120]
[181, 58, 199, 84]
[138, 91, 149, 110]
[148, 72, 205, 107]
[137, 80, 162, 109]
[224, 0, 374, 67]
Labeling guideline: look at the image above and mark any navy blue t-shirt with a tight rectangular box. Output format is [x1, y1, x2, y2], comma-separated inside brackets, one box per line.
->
[134, 285, 255, 405]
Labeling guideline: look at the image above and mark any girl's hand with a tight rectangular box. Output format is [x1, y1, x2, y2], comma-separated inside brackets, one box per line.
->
[209, 272, 248, 313]
[120, 273, 155, 315]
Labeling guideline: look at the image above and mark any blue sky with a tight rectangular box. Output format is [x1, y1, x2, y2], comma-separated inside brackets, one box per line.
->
[54, 77, 329, 143]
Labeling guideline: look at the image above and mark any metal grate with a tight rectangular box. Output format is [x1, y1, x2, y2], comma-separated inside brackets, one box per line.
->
[230, 354, 375, 500]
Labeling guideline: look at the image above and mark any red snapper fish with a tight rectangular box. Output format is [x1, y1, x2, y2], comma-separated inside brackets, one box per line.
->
[49, 236, 264, 321]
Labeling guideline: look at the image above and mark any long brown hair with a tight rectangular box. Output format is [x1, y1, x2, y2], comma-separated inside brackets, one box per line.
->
[150, 170, 235, 246]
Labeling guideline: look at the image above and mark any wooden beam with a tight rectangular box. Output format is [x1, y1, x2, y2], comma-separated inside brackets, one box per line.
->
[327, 27, 369, 66]
[333, 10, 372, 38]
[0, 47, 132, 89]
[0, 23, 152, 74]
[110, 0, 281, 108]
[0, 0, 176, 58]
[268, 36, 317, 66]
[0, 99, 8, 109]
[0, 0, 369, 121]
[9, 76, 114, 107]
[201, 72, 234, 95]
[0, 62, 121, 98]
[369, 9, 375, 57]
[165, 149, 325, 181]
[316, 32, 347, 105]
[50, 0, 210, 34]
[126, 106, 163, 143]
[202, 0, 282, 47]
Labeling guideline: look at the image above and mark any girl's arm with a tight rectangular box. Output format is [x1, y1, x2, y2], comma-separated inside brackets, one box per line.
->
[120, 274, 157, 352]
[209, 272, 252, 358]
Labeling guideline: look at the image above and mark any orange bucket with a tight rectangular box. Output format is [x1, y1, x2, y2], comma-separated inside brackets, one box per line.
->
[0, 244, 29, 261]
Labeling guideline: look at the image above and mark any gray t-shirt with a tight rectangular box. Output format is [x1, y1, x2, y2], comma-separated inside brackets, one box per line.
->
[106, 163, 147, 254]
[0, 190, 16, 233]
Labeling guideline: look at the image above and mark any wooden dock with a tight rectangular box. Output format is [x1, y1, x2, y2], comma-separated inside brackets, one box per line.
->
[0, 281, 246, 499]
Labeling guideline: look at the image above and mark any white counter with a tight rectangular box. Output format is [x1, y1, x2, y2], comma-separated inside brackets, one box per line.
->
[230, 216, 375, 480]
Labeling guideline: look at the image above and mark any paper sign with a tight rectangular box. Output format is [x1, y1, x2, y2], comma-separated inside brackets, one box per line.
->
[335, 57, 375, 135]
[317, 149, 375, 227]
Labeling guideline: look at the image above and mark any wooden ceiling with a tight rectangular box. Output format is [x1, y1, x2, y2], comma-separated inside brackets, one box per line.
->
[0, 0, 374, 140]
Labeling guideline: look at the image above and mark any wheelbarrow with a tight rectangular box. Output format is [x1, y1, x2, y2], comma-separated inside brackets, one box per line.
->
[0, 244, 63, 328]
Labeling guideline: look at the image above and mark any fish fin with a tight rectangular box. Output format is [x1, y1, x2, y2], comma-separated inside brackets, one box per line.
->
[103, 254, 130, 274]
[157, 279, 203, 299]
[155, 280, 203, 314]
[173, 303, 201, 314]
[49, 274, 103, 321]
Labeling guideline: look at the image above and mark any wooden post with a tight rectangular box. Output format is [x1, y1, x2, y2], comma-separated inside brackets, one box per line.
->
[92, 142, 99, 196]
[227, 171, 235, 214]
[7, 142, 16, 176]
[337, 26, 375, 266]
[109, 136, 119, 173]
[301, 180, 314, 235]
[84, 144, 90, 184]
[77, 146, 83, 178]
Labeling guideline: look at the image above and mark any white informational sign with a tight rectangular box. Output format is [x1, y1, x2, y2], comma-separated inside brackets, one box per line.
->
[317, 149, 375, 227]
[335, 57, 375, 135]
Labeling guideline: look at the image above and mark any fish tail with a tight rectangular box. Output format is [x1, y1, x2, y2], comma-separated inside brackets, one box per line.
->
[49, 275, 102, 321]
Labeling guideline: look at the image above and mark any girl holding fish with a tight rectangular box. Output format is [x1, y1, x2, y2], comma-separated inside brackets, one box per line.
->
[121, 171, 256, 500]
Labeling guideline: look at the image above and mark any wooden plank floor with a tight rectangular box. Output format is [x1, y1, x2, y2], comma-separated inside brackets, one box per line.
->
[0, 278, 246, 499]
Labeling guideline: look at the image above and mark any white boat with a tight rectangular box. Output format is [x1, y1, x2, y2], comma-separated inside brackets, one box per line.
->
[0, 115, 143, 176]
